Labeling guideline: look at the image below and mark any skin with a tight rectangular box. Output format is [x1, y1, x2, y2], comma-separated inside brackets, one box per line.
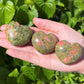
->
[0, 18, 84, 74]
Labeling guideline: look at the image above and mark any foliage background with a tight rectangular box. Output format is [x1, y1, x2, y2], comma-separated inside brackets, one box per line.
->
[0, 0, 84, 84]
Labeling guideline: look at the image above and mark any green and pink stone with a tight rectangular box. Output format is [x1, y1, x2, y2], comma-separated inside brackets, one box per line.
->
[5, 22, 32, 46]
[32, 31, 58, 54]
[55, 40, 83, 64]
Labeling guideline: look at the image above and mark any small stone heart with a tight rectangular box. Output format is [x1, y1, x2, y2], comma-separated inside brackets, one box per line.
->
[5, 22, 32, 46]
[55, 40, 83, 64]
[32, 31, 58, 54]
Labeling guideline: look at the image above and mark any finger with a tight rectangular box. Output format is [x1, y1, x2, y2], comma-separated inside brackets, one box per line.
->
[30, 27, 52, 34]
[0, 38, 14, 48]
[33, 18, 68, 33]
[30, 27, 58, 37]
[0, 38, 37, 53]
[6, 49, 79, 72]
[0, 25, 7, 31]
[0, 32, 6, 38]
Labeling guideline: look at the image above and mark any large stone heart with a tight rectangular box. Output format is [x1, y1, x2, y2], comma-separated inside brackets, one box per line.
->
[5, 22, 32, 46]
[32, 31, 58, 54]
[55, 40, 83, 64]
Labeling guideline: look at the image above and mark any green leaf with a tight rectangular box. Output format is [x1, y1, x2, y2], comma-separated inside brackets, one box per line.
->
[16, 0, 25, 7]
[17, 74, 27, 84]
[0, 1, 15, 25]
[17, 73, 33, 84]
[15, 4, 29, 25]
[23, 61, 30, 66]
[81, 28, 84, 33]
[42, 68, 54, 80]
[77, 29, 82, 34]
[74, 0, 84, 10]
[71, 17, 78, 27]
[25, 0, 34, 5]
[34, 0, 56, 18]
[8, 68, 19, 77]
[9, 0, 18, 5]
[74, 9, 82, 17]
[60, 12, 68, 24]
[37, 81, 45, 84]
[13, 58, 23, 66]
[0, 67, 9, 84]
[15, 4, 38, 25]
[66, 11, 72, 27]
[56, 0, 64, 7]
[0, 47, 6, 66]
[7, 77, 17, 84]
[21, 66, 36, 81]
[81, 21, 84, 33]
[35, 67, 52, 82]
[28, 5, 38, 26]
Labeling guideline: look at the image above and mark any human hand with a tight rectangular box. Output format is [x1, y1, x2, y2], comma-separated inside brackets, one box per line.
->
[0, 18, 84, 74]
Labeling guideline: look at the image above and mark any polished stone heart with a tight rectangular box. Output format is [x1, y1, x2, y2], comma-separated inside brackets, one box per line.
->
[32, 31, 58, 54]
[55, 40, 83, 64]
[5, 22, 32, 46]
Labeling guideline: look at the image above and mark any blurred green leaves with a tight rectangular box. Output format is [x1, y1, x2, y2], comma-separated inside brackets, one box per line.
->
[34, 0, 56, 18]
[0, 67, 9, 84]
[15, 4, 38, 26]
[21, 66, 36, 81]
[0, 0, 56, 26]
[54, 0, 84, 34]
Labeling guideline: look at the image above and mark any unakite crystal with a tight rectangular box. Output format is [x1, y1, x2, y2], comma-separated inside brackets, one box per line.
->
[32, 31, 58, 54]
[5, 22, 32, 46]
[55, 40, 83, 64]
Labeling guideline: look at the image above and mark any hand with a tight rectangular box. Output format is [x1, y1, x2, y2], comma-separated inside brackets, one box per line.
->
[0, 18, 84, 74]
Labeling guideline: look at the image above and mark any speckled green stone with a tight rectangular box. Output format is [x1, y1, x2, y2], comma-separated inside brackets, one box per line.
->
[5, 22, 32, 46]
[32, 31, 58, 54]
[55, 40, 83, 64]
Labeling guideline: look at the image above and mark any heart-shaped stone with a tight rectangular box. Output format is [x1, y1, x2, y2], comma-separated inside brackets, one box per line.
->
[32, 31, 58, 54]
[55, 40, 83, 64]
[5, 22, 32, 46]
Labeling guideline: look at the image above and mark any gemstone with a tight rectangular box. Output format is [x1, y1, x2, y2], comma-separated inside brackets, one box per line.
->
[5, 22, 32, 46]
[32, 31, 58, 54]
[55, 40, 83, 64]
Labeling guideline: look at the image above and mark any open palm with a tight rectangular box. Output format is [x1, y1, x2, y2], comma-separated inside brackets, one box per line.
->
[0, 18, 84, 74]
